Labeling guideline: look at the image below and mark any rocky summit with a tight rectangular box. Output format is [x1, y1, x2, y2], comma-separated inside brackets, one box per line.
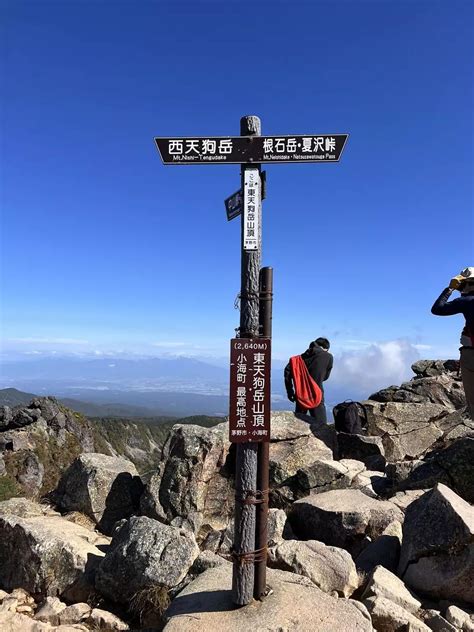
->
[0, 359, 473, 631]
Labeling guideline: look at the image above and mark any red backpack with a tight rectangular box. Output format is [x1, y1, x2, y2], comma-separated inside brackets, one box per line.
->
[290, 355, 322, 409]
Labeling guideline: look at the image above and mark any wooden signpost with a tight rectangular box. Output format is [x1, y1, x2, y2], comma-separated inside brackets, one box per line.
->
[154, 117, 348, 606]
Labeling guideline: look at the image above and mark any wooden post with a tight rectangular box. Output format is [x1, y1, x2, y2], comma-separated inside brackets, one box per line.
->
[232, 115, 262, 606]
[254, 266, 273, 599]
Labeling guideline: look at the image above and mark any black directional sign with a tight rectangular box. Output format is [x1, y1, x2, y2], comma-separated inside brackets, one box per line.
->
[155, 134, 348, 165]
[225, 189, 242, 221]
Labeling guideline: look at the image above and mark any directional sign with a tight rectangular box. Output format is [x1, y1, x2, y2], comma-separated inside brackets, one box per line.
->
[229, 338, 271, 443]
[225, 189, 242, 221]
[155, 134, 348, 165]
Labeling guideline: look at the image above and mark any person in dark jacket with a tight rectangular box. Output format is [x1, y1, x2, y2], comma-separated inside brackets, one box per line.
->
[284, 337, 333, 423]
[431, 267, 474, 418]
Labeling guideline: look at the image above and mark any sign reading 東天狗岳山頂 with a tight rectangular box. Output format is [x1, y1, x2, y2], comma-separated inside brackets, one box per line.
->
[229, 338, 271, 443]
[243, 168, 260, 251]
[155, 134, 348, 165]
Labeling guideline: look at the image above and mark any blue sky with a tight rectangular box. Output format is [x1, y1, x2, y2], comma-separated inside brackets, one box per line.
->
[1, 0, 473, 391]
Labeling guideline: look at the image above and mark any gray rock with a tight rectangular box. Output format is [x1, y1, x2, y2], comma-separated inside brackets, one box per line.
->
[351, 470, 389, 499]
[356, 521, 402, 575]
[371, 360, 465, 410]
[34, 596, 67, 625]
[147, 422, 233, 537]
[337, 433, 386, 472]
[423, 609, 458, 632]
[201, 509, 293, 556]
[96, 516, 199, 603]
[190, 550, 230, 575]
[411, 360, 460, 378]
[85, 608, 129, 631]
[141, 412, 336, 539]
[445, 605, 474, 631]
[58, 602, 91, 625]
[361, 565, 421, 614]
[138, 465, 166, 522]
[399, 484, 474, 604]
[389, 490, 428, 513]
[364, 595, 431, 631]
[267, 507, 294, 546]
[270, 411, 321, 441]
[0, 611, 88, 631]
[163, 564, 374, 631]
[271, 457, 367, 510]
[200, 522, 234, 555]
[16, 452, 44, 496]
[269, 431, 333, 488]
[55, 453, 143, 535]
[289, 489, 404, 552]
[389, 437, 474, 503]
[268, 539, 359, 597]
[0, 497, 58, 518]
[364, 401, 446, 461]
[0, 499, 109, 601]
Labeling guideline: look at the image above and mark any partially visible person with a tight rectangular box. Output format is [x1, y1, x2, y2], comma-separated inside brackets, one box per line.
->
[431, 267, 474, 418]
[284, 337, 333, 423]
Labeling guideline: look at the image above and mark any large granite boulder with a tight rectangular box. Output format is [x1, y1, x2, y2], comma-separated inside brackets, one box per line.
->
[163, 564, 373, 631]
[0, 498, 109, 601]
[288, 489, 403, 552]
[268, 415, 334, 487]
[270, 458, 364, 510]
[200, 508, 294, 556]
[54, 453, 143, 535]
[370, 360, 465, 410]
[398, 484, 474, 604]
[387, 437, 474, 503]
[96, 516, 199, 603]
[140, 422, 233, 537]
[268, 539, 359, 597]
[337, 433, 386, 472]
[431, 407, 474, 448]
[364, 401, 446, 460]
[0, 398, 96, 499]
[361, 565, 421, 614]
[355, 521, 402, 575]
[364, 596, 430, 632]
[140, 413, 337, 538]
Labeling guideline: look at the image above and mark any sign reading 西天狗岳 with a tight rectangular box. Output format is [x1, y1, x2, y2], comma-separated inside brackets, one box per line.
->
[229, 338, 271, 443]
[243, 168, 260, 251]
[155, 135, 348, 165]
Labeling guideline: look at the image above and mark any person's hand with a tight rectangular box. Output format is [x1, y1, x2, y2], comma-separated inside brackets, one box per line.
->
[288, 393, 296, 402]
[449, 275, 465, 290]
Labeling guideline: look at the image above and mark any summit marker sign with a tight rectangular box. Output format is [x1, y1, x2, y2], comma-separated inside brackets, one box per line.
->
[154, 134, 348, 164]
[154, 116, 348, 607]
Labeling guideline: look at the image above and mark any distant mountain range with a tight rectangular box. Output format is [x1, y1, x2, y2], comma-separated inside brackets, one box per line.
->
[0, 388, 173, 418]
[0, 355, 291, 417]
[0, 354, 355, 417]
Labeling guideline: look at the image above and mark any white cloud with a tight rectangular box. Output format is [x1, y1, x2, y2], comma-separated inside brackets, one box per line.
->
[8, 337, 89, 345]
[331, 339, 421, 396]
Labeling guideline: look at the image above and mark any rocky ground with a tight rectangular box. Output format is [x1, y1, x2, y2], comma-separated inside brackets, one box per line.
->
[0, 359, 473, 631]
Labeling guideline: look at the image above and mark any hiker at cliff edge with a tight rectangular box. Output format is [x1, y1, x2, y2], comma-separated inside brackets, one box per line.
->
[284, 337, 333, 423]
[431, 267, 474, 419]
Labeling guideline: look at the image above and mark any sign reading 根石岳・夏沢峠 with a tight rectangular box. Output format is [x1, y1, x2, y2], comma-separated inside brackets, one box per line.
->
[229, 338, 271, 443]
[155, 135, 348, 165]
